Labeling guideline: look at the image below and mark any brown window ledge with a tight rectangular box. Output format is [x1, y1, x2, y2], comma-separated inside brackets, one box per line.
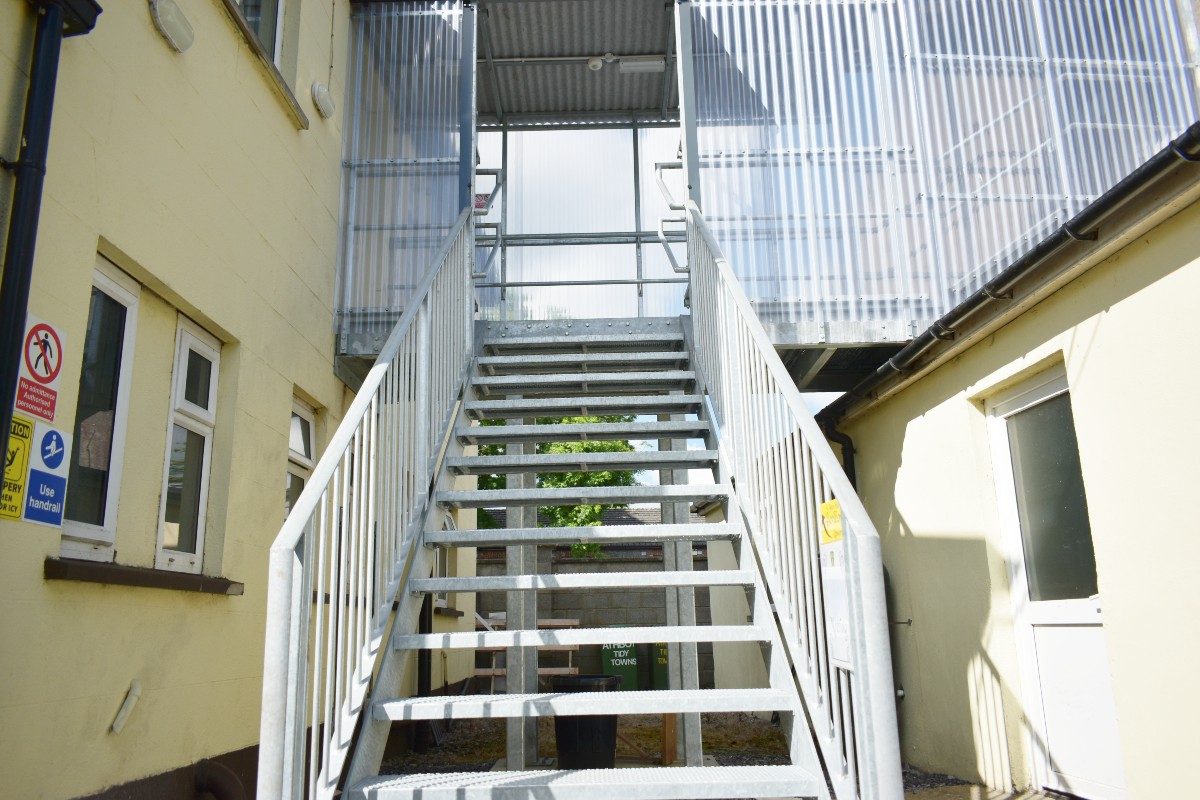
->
[44, 557, 244, 596]
[215, 0, 310, 130]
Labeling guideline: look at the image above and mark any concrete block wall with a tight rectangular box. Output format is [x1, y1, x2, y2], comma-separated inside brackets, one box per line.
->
[477, 551, 716, 688]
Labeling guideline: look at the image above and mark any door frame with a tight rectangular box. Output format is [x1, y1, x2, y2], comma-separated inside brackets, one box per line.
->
[984, 363, 1121, 796]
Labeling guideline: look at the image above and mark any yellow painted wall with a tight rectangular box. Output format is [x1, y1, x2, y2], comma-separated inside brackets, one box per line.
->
[0, 1, 361, 796]
[843, 198, 1200, 795]
[702, 505, 771, 701]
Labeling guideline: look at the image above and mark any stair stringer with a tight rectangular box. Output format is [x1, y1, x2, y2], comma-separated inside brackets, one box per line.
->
[343, 398, 474, 789]
[705, 457, 833, 800]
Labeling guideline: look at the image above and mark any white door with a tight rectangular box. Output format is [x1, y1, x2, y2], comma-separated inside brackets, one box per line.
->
[988, 369, 1127, 799]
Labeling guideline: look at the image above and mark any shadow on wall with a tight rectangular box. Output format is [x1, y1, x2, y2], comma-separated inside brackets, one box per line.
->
[880, 508, 1066, 792]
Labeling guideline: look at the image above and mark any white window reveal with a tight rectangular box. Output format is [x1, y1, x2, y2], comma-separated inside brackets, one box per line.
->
[156, 318, 221, 574]
[285, 399, 315, 519]
[237, 0, 286, 64]
[62, 258, 139, 561]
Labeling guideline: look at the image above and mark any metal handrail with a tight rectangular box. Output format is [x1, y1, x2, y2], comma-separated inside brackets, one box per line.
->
[684, 201, 902, 800]
[654, 161, 688, 273]
[258, 207, 475, 800]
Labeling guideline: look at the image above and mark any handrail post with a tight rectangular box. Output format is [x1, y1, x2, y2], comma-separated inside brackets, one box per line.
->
[285, 527, 313, 794]
[683, 201, 903, 800]
[416, 306, 432, 501]
[258, 543, 299, 799]
[257, 208, 475, 800]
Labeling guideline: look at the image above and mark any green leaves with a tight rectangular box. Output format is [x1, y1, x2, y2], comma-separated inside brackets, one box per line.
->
[472, 416, 639, 533]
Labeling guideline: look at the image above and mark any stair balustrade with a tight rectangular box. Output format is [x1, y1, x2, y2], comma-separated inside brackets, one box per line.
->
[684, 200, 903, 800]
[257, 208, 475, 800]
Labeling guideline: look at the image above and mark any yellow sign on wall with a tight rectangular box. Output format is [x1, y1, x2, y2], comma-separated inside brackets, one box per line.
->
[2, 414, 34, 520]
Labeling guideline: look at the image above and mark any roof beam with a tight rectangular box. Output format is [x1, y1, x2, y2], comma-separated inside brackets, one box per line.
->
[478, 54, 677, 66]
[478, 110, 680, 131]
[659, 3, 676, 119]
[479, 8, 506, 123]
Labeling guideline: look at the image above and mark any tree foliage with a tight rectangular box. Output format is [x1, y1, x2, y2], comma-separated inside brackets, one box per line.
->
[475, 416, 638, 551]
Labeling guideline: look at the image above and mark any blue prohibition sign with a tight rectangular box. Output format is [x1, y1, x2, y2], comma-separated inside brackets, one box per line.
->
[40, 430, 65, 470]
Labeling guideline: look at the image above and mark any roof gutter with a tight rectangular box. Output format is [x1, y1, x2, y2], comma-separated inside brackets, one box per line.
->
[819, 120, 1200, 428]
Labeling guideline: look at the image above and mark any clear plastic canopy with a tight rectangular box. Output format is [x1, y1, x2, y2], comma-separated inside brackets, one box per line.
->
[336, 1, 465, 355]
[689, 0, 1200, 345]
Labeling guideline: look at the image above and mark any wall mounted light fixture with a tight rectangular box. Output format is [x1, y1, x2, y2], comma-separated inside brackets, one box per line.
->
[149, 0, 194, 53]
[311, 82, 336, 119]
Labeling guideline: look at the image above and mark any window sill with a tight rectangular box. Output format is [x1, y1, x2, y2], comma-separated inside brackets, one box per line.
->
[434, 605, 465, 618]
[44, 557, 245, 596]
[215, 0, 310, 131]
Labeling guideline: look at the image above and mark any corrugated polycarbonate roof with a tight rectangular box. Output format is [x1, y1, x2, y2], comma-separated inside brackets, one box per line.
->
[479, 0, 679, 125]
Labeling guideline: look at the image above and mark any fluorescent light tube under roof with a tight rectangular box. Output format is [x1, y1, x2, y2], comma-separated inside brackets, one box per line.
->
[618, 57, 666, 74]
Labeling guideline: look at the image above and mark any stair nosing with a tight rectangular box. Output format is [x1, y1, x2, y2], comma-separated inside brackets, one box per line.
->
[411, 569, 754, 592]
[394, 624, 767, 650]
[424, 522, 742, 546]
[372, 688, 794, 721]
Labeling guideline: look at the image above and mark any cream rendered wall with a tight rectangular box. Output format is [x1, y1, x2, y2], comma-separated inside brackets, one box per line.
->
[0, 1, 358, 797]
[843, 198, 1200, 796]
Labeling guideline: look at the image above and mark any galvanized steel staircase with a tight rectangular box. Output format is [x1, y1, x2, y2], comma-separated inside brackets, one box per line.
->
[259, 206, 901, 800]
[345, 318, 825, 799]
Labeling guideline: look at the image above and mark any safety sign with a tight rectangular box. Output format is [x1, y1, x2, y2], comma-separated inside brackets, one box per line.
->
[2, 414, 34, 520]
[24, 421, 72, 527]
[15, 317, 65, 422]
[819, 499, 852, 669]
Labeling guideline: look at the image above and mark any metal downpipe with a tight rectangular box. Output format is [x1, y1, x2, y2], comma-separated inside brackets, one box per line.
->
[0, 0, 100, 447]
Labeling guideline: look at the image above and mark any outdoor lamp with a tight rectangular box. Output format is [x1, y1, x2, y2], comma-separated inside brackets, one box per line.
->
[149, 0, 194, 53]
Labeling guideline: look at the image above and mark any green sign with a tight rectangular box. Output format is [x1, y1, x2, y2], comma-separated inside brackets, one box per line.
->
[601, 642, 639, 690]
[651, 642, 670, 689]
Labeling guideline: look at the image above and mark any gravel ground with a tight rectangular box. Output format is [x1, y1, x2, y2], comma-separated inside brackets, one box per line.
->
[381, 713, 967, 796]
[903, 766, 969, 791]
[382, 713, 790, 774]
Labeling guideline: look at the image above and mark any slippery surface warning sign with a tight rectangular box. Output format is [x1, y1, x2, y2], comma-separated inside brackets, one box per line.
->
[2, 414, 34, 520]
[15, 317, 65, 422]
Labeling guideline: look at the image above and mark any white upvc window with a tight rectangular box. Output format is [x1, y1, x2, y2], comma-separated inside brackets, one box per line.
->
[155, 317, 221, 574]
[237, 0, 287, 64]
[285, 399, 316, 519]
[62, 258, 139, 561]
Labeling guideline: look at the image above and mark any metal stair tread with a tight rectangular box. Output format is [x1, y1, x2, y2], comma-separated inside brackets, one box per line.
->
[436, 483, 731, 508]
[476, 351, 691, 373]
[394, 624, 768, 650]
[412, 569, 754, 593]
[473, 369, 696, 387]
[445, 449, 717, 475]
[372, 689, 795, 721]
[456, 420, 710, 445]
[349, 765, 819, 799]
[424, 522, 741, 547]
[482, 332, 685, 351]
[465, 393, 704, 419]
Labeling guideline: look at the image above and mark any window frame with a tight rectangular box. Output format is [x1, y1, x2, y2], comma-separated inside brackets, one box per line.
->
[285, 398, 316, 519]
[236, 0, 287, 65]
[61, 259, 140, 561]
[154, 317, 221, 574]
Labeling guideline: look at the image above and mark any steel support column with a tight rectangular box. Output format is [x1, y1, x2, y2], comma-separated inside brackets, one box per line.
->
[505, 408, 538, 768]
[674, 0, 702, 207]
[458, 2, 478, 211]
